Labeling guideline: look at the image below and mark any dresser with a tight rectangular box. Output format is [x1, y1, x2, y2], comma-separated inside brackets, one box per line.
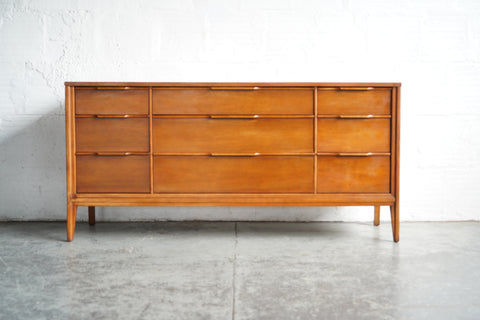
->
[65, 82, 401, 242]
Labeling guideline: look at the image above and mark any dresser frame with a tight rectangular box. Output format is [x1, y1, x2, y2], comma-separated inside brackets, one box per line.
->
[65, 82, 401, 242]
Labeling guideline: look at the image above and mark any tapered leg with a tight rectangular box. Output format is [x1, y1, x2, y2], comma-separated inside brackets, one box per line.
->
[67, 203, 77, 242]
[390, 203, 400, 242]
[88, 206, 96, 225]
[374, 206, 380, 226]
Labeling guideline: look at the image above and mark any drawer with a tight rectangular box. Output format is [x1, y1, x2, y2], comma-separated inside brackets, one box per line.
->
[154, 155, 314, 193]
[76, 155, 150, 193]
[76, 88, 149, 115]
[153, 88, 313, 115]
[153, 118, 313, 153]
[76, 118, 149, 152]
[317, 118, 390, 153]
[317, 88, 391, 115]
[317, 155, 390, 193]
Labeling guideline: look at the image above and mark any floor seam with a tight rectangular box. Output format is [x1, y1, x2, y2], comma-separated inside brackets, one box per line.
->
[232, 222, 238, 320]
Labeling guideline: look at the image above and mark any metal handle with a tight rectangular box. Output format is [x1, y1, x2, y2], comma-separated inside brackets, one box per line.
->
[209, 115, 259, 119]
[96, 87, 130, 90]
[338, 87, 374, 91]
[210, 87, 260, 91]
[210, 153, 260, 157]
[95, 152, 132, 156]
[339, 115, 373, 119]
[95, 114, 131, 119]
[338, 153, 372, 157]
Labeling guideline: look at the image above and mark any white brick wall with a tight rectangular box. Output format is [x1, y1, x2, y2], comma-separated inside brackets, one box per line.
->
[1, 0, 479, 222]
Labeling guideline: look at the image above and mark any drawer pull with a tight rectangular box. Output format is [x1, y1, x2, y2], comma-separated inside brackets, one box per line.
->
[339, 115, 373, 119]
[95, 152, 133, 156]
[338, 153, 373, 157]
[338, 87, 374, 91]
[210, 153, 260, 157]
[210, 87, 260, 91]
[96, 87, 130, 90]
[209, 115, 259, 119]
[95, 114, 131, 119]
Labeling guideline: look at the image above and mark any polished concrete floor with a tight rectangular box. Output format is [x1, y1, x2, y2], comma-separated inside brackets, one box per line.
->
[0, 221, 479, 319]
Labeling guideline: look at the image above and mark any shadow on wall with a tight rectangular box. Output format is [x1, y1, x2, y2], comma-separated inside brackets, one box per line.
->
[0, 110, 373, 222]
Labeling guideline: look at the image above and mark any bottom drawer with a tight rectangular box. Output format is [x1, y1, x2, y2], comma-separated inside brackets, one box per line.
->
[154, 155, 314, 193]
[76, 155, 150, 193]
[317, 155, 390, 193]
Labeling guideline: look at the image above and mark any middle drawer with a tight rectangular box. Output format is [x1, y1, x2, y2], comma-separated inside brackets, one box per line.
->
[153, 118, 313, 153]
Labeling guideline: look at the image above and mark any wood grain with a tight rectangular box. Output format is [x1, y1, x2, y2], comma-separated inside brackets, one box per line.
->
[317, 88, 391, 115]
[76, 88, 149, 114]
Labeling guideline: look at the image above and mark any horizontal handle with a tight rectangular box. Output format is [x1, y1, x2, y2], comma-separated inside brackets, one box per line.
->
[339, 115, 374, 119]
[338, 87, 374, 91]
[209, 115, 259, 119]
[95, 152, 133, 156]
[96, 87, 130, 90]
[210, 153, 260, 157]
[95, 114, 131, 119]
[338, 153, 373, 157]
[210, 87, 260, 91]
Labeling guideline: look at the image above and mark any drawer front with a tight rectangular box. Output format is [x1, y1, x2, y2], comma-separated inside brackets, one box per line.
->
[154, 156, 314, 193]
[153, 118, 313, 153]
[317, 88, 391, 115]
[76, 118, 149, 152]
[76, 89, 149, 115]
[317, 156, 390, 193]
[76, 155, 150, 193]
[153, 89, 313, 115]
[317, 119, 390, 153]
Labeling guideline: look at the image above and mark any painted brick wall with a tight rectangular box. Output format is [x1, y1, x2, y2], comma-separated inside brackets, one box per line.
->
[1, 0, 479, 221]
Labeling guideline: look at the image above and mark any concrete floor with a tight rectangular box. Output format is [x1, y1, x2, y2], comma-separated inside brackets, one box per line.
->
[0, 221, 479, 320]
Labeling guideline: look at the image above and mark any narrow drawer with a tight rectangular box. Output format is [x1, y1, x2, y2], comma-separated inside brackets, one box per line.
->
[76, 155, 150, 193]
[317, 155, 390, 193]
[76, 88, 149, 115]
[153, 88, 313, 115]
[76, 118, 149, 152]
[317, 119, 390, 153]
[317, 88, 391, 115]
[154, 155, 314, 193]
[153, 118, 313, 153]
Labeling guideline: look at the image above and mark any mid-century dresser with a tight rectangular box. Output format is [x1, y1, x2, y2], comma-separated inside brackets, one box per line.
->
[65, 82, 401, 242]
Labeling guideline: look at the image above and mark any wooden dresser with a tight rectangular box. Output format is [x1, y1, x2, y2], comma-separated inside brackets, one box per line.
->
[65, 82, 401, 242]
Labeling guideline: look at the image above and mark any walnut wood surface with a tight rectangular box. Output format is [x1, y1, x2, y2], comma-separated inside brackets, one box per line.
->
[65, 82, 401, 242]
[153, 118, 313, 153]
[154, 156, 313, 193]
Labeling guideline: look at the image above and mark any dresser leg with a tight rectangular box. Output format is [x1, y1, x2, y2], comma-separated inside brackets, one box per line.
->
[374, 206, 380, 226]
[67, 203, 77, 242]
[88, 206, 96, 225]
[390, 204, 399, 242]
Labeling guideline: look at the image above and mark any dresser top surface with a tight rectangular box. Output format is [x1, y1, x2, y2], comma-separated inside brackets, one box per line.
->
[65, 82, 401, 87]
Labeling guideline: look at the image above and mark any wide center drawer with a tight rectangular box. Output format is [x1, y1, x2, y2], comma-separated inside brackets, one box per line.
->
[76, 118, 149, 152]
[153, 118, 313, 153]
[153, 88, 314, 115]
[154, 155, 314, 193]
[76, 155, 150, 193]
[76, 88, 149, 115]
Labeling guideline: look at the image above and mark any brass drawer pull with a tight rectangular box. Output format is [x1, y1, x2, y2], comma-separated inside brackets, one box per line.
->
[210, 87, 260, 91]
[338, 87, 374, 91]
[209, 115, 259, 119]
[96, 87, 130, 90]
[210, 153, 260, 157]
[338, 153, 373, 157]
[338, 115, 373, 119]
[95, 152, 133, 156]
[95, 114, 131, 119]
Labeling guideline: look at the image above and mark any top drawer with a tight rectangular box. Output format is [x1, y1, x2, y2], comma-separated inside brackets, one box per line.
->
[75, 88, 149, 115]
[317, 88, 391, 115]
[153, 88, 314, 115]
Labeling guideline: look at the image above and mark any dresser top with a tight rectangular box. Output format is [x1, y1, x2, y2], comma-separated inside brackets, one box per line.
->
[65, 82, 401, 87]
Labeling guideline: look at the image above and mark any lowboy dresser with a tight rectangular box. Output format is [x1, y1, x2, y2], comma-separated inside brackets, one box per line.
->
[65, 82, 401, 242]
